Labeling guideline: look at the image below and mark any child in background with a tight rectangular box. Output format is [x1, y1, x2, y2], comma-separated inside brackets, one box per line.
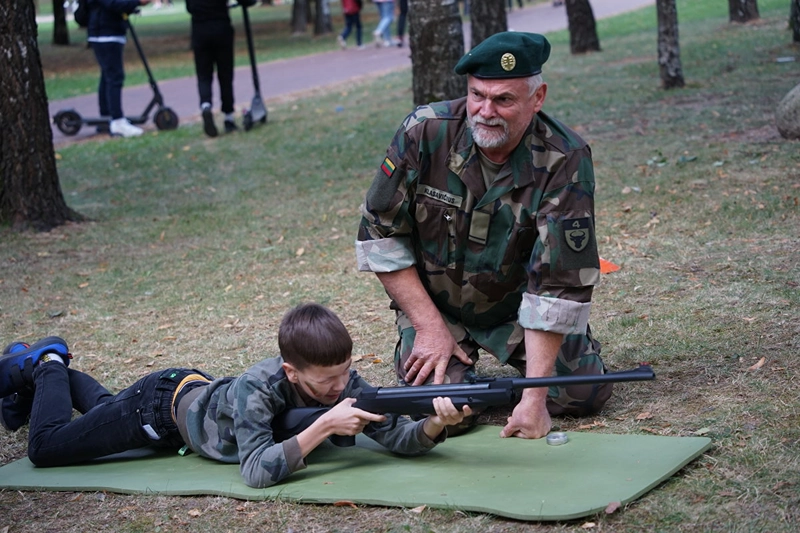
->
[337, 0, 363, 50]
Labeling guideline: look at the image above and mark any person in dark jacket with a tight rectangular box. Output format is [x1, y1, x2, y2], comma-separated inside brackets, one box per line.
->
[87, 0, 151, 137]
[186, 0, 237, 137]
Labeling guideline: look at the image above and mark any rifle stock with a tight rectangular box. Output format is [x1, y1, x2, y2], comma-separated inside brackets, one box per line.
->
[272, 364, 655, 447]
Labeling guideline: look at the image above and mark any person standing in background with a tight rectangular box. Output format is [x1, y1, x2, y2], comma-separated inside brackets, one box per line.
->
[395, 0, 408, 47]
[372, 0, 394, 48]
[187, 0, 238, 137]
[337, 0, 363, 49]
[87, 0, 152, 138]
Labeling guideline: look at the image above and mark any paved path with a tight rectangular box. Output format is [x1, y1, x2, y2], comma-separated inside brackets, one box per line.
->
[48, 0, 653, 146]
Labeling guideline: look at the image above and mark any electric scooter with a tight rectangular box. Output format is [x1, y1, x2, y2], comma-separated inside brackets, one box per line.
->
[239, 0, 267, 131]
[53, 14, 179, 136]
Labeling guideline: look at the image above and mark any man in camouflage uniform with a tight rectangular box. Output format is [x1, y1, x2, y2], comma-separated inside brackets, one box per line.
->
[356, 32, 612, 439]
[2, 304, 469, 487]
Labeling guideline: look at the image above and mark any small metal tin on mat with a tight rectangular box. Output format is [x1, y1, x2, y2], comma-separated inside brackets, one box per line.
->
[546, 431, 569, 446]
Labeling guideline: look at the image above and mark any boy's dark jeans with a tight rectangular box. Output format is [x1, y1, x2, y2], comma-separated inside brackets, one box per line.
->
[28, 363, 187, 467]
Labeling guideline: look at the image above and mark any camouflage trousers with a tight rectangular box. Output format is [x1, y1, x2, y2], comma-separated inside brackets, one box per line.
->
[393, 310, 613, 417]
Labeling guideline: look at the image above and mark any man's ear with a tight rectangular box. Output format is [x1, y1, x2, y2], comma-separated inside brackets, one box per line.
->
[533, 82, 548, 113]
[282, 362, 300, 383]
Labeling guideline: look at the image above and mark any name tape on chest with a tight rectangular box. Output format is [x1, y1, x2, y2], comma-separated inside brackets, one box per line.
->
[420, 185, 463, 208]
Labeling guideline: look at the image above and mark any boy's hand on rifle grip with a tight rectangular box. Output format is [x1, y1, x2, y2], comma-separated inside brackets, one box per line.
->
[322, 398, 386, 436]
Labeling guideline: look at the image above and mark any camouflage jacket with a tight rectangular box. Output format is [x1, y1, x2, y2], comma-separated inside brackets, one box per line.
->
[184, 356, 439, 488]
[357, 97, 600, 338]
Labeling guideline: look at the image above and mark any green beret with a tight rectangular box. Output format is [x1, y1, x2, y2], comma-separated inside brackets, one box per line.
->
[454, 32, 551, 79]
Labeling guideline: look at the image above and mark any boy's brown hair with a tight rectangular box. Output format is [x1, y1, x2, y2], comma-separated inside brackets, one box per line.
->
[278, 303, 352, 370]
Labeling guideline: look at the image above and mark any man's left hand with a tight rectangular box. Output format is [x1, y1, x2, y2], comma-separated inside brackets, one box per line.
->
[499, 398, 551, 439]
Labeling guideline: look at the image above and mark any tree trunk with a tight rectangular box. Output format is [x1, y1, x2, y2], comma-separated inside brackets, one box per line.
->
[728, 0, 759, 24]
[470, 0, 507, 49]
[313, 0, 333, 36]
[52, 0, 70, 45]
[656, 0, 684, 89]
[409, 0, 466, 106]
[565, 0, 600, 54]
[0, 1, 82, 231]
[790, 0, 800, 43]
[291, 0, 307, 34]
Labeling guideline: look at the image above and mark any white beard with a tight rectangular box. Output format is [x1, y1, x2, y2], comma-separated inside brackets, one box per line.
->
[468, 113, 510, 149]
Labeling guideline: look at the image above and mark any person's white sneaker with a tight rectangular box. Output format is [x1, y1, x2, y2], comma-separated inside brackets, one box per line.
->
[337, 35, 347, 49]
[109, 118, 143, 138]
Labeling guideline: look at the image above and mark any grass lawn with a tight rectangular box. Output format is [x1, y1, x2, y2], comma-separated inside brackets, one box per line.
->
[2, 0, 799, 531]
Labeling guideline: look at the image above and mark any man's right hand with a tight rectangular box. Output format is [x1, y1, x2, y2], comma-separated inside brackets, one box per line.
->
[403, 325, 473, 385]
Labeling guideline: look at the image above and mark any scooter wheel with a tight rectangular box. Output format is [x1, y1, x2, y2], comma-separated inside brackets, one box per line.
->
[154, 107, 179, 131]
[243, 112, 254, 132]
[260, 110, 267, 124]
[53, 109, 83, 136]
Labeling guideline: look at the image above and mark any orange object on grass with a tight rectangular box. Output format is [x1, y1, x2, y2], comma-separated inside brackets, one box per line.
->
[599, 258, 620, 274]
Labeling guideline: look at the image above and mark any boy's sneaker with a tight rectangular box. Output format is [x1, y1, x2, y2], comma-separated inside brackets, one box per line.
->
[337, 35, 347, 49]
[224, 119, 238, 134]
[0, 337, 70, 398]
[109, 118, 144, 138]
[0, 393, 34, 432]
[0, 342, 33, 431]
[202, 107, 218, 138]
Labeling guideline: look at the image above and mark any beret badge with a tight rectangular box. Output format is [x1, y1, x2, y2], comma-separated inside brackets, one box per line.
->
[500, 53, 516, 72]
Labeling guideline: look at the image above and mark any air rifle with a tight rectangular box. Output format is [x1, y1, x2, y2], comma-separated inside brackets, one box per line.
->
[272, 364, 655, 447]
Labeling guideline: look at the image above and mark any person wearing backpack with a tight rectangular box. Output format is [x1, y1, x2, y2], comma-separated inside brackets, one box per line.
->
[86, 0, 152, 138]
[336, 0, 363, 50]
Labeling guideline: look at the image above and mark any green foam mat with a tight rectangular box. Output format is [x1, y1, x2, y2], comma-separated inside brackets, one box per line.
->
[0, 426, 711, 521]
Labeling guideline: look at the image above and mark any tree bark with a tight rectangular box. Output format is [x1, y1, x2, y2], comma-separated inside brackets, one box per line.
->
[313, 0, 333, 36]
[565, 0, 600, 54]
[291, 0, 307, 34]
[470, 0, 507, 49]
[52, 0, 70, 45]
[728, 0, 759, 24]
[656, 0, 684, 90]
[409, 0, 466, 106]
[791, 0, 800, 43]
[0, 1, 82, 231]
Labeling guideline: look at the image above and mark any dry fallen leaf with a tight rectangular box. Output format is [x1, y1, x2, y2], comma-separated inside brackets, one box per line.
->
[409, 505, 427, 514]
[636, 411, 653, 420]
[748, 357, 766, 371]
[295, 247, 305, 257]
[333, 500, 358, 509]
[581, 522, 596, 529]
[188, 509, 202, 517]
[605, 501, 621, 514]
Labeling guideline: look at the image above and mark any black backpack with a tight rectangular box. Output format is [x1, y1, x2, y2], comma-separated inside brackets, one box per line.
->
[73, 0, 90, 28]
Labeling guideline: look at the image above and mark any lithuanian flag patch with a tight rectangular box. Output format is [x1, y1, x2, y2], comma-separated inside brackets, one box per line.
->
[380, 157, 396, 178]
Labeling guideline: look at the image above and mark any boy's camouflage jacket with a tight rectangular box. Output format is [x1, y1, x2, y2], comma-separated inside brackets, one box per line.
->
[183, 356, 438, 488]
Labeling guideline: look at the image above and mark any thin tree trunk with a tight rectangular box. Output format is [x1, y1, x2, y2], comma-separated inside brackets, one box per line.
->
[291, 0, 307, 34]
[565, 0, 600, 54]
[470, 0, 507, 49]
[409, 0, 466, 106]
[52, 0, 70, 45]
[0, 1, 82, 230]
[313, 0, 333, 36]
[728, 0, 759, 24]
[790, 0, 800, 43]
[656, 0, 684, 89]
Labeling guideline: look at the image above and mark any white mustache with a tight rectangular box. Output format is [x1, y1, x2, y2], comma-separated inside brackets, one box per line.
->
[472, 116, 507, 128]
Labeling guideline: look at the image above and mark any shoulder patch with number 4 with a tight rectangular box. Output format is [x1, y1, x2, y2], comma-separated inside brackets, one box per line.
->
[564, 218, 591, 253]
